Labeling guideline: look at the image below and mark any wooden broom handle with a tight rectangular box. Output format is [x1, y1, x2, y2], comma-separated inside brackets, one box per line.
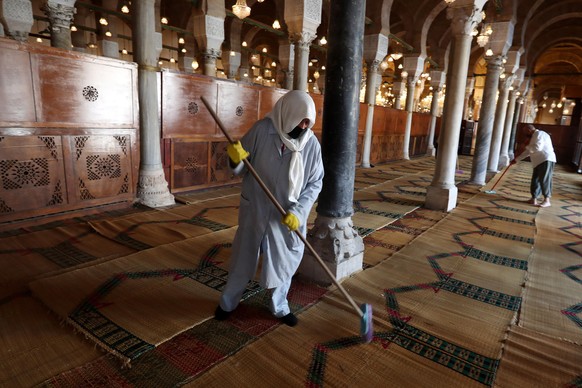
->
[200, 96, 363, 318]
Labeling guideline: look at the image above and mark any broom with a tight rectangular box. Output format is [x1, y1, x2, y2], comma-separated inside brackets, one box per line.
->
[200, 96, 374, 343]
[484, 164, 511, 194]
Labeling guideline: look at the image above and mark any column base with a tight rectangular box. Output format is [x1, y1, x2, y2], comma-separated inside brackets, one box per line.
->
[136, 168, 175, 208]
[298, 215, 364, 286]
[425, 185, 458, 212]
[426, 146, 436, 157]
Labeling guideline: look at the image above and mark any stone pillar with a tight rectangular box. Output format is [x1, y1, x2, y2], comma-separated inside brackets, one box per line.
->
[361, 60, 380, 168]
[41, 0, 75, 50]
[491, 49, 520, 170]
[469, 55, 503, 185]
[498, 87, 517, 168]
[509, 96, 523, 159]
[487, 74, 513, 172]
[426, 1, 485, 211]
[290, 32, 315, 91]
[285, 0, 322, 91]
[402, 55, 425, 160]
[279, 43, 295, 90]
[463, 76, 475, 120]
[222, 50, 241, 79]
[393, 81, 404, 110]
[133, 0, 174, 208]
[193, 11, 225, 77]
[0, 21, 4, 36]
[427, 70, 446, 156]
[361, 33, 388, 168]
[300, 0, 365, 284]
[0, 0, 33, 42]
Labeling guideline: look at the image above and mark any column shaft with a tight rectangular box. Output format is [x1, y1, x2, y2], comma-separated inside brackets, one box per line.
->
[403, 78, 416, 160]
[498, 90, 517, 168]
[300, 0, 365, 284]
[133, 0, 174, 207]
[427, 87, 441, 156]
[361, 62, 380, 168]
[487, 78, 511, 172]
[469, 56, 503, 185]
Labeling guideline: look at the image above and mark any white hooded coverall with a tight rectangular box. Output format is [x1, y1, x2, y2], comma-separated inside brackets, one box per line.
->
[219, 91, 324, 317]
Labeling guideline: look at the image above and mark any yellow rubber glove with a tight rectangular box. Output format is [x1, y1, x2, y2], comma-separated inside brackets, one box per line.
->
[227, 141, 249, 164]
[282, 212, 300, 231]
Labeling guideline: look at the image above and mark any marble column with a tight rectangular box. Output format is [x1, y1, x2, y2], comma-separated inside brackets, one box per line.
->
[300, 0, 365, 284]
[290, 32, 315, 91]
[469, 55, 503, 185]
[0, 0, 33, 42]
[222, 50, 241, 79]
[403, 76, 417, 160]
[402, 55, 425, 160]
[133, 0, 174, 207]
[427, 70, 445, 156]
[425, 2, 485, 211]
[279, 43, 295, 90]
[393, 81, 404, 110]
[508, 96, 524, 160]
[284, 0, 322, 92]
[487, 74, 513, 172]
[193, 13, 225, 77]
[361, 33, 388, 168]
[498, 88, 518, 168]
[361, 60, 381, 168]
[41, 0, 76, 50]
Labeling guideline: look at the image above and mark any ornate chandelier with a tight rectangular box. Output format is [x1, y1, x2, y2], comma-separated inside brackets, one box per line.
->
[233, 0, 251, 19]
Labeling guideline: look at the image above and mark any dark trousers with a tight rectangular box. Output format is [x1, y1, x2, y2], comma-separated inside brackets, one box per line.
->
[531, 161, 554, 199]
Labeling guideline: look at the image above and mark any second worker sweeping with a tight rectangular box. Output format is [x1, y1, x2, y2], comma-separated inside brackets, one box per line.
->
[214, 90, 324, 327]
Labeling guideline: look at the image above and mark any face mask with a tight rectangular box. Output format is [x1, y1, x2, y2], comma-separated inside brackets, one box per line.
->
[288, 126, 305, 139]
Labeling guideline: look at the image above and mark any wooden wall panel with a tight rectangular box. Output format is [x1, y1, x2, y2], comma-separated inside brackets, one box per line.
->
[259, 88, 287, 119]
[357, 104, 368, 134]
[67, 135, 134, 202]
[411, 113, 431, 136]
[0, 135, 67, 219]
[161, 72, 217, 138]
[217, 82, 260, 139]
[0, 43, 36, 123]
[311, 94, 324, 135]
[32, 53, 135, 126]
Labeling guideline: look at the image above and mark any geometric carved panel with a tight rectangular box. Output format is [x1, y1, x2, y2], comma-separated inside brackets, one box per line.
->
[72, 135, 133, 201]
[0, 136, 66, 214]
[172, 140, 209, 190]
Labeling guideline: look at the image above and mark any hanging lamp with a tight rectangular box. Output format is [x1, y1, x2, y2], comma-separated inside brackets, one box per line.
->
[233, 0, 251, 19]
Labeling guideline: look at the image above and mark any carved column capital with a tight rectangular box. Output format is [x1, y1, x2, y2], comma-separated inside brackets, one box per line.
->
[486, 55, 505, 70]
[41, 1, 75, 32]
[203, 48, 221, 62]
[446, 5, 483, 37]
[289, 31, 316, 49]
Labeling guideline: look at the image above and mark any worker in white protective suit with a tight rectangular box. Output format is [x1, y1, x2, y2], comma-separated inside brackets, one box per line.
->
[510, 124, 556, 208]
[215, 90, 324, 326]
